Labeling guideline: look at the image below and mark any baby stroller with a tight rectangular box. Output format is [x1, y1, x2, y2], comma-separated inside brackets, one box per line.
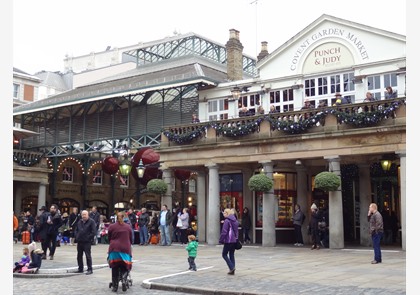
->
[109, 266, 132, 292]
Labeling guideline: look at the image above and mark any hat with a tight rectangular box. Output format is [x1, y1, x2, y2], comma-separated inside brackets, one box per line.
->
[28, 242, 36, 253]
[39, 206, 47, 211]
[62, 212, 69, 218]
[335, 92, 342, 97]
[311, 203, 318, 210]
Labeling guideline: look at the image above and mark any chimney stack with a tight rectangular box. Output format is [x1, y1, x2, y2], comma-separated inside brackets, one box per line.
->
[226, 29, 243, 81]
[257, 41, 269, 62]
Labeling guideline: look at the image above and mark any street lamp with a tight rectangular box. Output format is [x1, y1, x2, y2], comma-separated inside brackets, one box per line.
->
[136, 159, 145, 178]
[230, 86, 241, 100]
[118, 154, 131, 176]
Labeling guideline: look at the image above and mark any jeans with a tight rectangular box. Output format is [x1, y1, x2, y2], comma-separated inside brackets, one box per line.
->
[139, 225, 148, 244]
[159, 225, 171, 245]
[294, 225, 303, 244]
[243, 228, 251, 242]
[188, 256, 196, 270]
[222, 243, 236, 271]
[372, 232, 383, 262]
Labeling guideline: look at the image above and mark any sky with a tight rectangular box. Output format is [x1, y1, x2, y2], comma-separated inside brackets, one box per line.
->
[12, 0, 407, 75]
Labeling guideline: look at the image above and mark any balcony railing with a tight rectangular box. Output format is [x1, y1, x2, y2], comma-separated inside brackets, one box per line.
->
[161, 98, 406, 146]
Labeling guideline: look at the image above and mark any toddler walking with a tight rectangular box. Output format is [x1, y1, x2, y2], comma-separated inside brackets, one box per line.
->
[185, 234, 198, 271]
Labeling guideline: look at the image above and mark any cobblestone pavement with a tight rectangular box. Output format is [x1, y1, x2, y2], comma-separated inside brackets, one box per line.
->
[12, 242, 406, 294]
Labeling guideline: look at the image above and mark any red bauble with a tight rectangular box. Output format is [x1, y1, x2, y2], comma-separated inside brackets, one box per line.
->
[174, 169, 191, 181]
[131, 147, 161, 183]
[102, 156, 119, 174]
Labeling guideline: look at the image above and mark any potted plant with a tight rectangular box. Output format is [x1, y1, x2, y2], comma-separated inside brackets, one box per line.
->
[314, 171, 341, 191]
[248, 174, 273, 192]
[147, 179, 168, 195]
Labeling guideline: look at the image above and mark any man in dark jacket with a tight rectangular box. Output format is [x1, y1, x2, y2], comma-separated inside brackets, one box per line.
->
[75, 210, 97, 274]
[39, 204, 62, 260]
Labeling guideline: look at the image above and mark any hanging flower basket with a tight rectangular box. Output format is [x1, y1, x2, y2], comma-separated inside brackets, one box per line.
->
[147, 179, 168, 195]
[314, 171, 341, 191]
[248, 174, 273, 192]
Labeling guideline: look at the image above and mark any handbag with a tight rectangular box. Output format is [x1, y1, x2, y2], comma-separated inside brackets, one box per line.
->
[176, 218, 183, 228]
[235, 239, 242, 250]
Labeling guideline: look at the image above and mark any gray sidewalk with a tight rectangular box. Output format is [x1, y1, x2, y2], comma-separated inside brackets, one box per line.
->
[13, 242, 406, 294]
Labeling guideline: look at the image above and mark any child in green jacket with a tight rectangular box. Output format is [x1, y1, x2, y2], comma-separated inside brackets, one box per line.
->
[185, 234, 198, 271]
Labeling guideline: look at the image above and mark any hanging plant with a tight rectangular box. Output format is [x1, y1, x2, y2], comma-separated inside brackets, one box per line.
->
[147, 179, 168, 195]
[248, 174, 273, 192]
[314, 171, 341, 191]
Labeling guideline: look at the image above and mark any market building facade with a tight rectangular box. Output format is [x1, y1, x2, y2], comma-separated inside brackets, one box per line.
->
[13, 15, 406, 249]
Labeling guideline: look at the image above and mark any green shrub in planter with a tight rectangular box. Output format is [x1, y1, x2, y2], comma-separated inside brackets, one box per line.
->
[248, 174, 273, 192]
[147, 179, 168, 195]
[314, 171, 341, 191]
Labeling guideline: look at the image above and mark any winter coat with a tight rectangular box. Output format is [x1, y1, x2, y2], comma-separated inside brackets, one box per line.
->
[39, 211, 62, 239]
[178, 212, 189, 229]
[219, 214, 239, 244]
[368, 211, 384, 235]
[186, 240, 198, 258]
[293, 210, 304, 226]
[241, 211, 252, 230]
[138, 212, 149, 227]
[28, 250, 43, 269]
[157, 210, 172, 226]
[310, 209, 321, 231]
[74, 217, 97, 243]
[108, 222, 133, 256]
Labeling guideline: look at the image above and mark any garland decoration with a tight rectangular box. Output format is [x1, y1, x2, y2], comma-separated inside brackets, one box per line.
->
[13, 154, 42, 166]
[212, 117, 264, 137]
[267, 112, 326, 134]
[162, 125, 207, 144]
[162, 98, 405, 144]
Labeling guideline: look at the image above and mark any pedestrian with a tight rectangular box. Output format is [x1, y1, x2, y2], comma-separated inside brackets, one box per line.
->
[219, 208, 239, 275]
[138, 208, 149, 245]
[39, 204, 62, 260]
[13, 211, 19, 243]
[309, 203, 321, 250]
[108, 211, 133, 292]
[368, 203, 384, 264]
[178, 207, 190, 244]
[74, 210, 97, 274]
[242, 207, 252, 244]
[68, 207, 80, 245]
[158, 204, 172, 246]
[21, 209, 35, 243]
[89, 206, 101, 244]
[292, 204, 304, 246]
[185, 234, 198, 271]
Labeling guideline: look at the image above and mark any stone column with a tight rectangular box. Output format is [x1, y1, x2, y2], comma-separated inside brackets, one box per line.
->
[206, 164, 220, 245]
[260, 161, 276, 247]
[162, 168, 173, 211]
[325, 156, 344, 249]
[396, 150, 406, 250]
[14, 185, 23, 216]
[196, 171, 206, 242]
[359, 164, 372, 246]
[296, 163, 309, 244]
[242, 169, 253, 242]
[38, 182, 47, 216]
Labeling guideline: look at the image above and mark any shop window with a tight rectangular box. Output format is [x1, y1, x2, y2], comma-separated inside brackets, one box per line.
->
[219, 173, 243, 220]
[62, 166, 73, 182]
[92, 169, 102, 185]
[255, 172, 297, 227]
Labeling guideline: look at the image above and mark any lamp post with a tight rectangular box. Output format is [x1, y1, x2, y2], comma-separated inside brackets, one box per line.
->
[118, 154, 131, 176]
[135, 159, 145, 208]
